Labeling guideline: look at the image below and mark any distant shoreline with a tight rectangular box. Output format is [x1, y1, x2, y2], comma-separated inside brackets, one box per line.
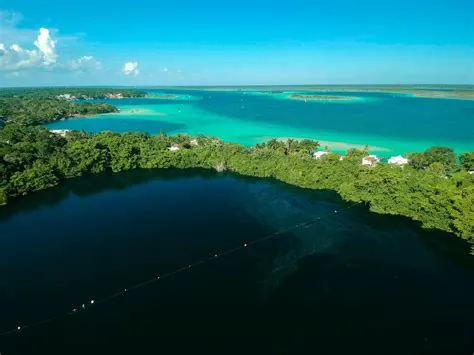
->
[170, 86, 474, 101]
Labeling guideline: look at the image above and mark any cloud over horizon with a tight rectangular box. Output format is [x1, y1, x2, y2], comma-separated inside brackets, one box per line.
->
[123, 62, 139, 76]
[0, 12, 103, 77]
[0, 28, 58, 71]
[34, 28, 57, 65]
[66, 56, 102, 72]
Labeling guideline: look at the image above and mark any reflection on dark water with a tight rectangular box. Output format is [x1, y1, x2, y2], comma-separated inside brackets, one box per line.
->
[0, 168, 473, 354]
[0, 169, 217, 221]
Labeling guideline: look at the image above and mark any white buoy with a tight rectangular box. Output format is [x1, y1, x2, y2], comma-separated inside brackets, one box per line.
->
[17, 326, 21, 330]
[90, 300, 95, 304]
[244, 243, 247, 247]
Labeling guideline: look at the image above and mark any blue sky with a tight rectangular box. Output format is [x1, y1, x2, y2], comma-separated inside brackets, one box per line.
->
[1, 0, 473, 86]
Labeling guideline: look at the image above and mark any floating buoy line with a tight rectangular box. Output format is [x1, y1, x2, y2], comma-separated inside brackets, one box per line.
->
[0, 202, 362, 338]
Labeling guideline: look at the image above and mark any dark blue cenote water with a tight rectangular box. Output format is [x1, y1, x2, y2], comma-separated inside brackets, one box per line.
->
[0, 169, 473, 354]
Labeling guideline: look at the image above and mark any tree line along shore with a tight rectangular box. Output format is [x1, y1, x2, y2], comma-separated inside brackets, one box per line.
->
[1, 88, 473, 250]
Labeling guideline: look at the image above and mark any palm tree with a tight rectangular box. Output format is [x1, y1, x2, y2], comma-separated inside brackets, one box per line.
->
[285, 139, 296, 155]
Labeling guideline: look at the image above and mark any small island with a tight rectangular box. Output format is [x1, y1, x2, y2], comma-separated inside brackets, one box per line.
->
[213, 85, 474, 101]
[284, 86, 474, 101]
[408, 90, 474, 101]
[288, 94, 358, 101]
[250, 91, 364, 102]
[149, 94, 178, 99]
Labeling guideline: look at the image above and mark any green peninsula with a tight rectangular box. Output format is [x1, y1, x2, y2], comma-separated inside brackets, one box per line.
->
[0, 88, 146, 125]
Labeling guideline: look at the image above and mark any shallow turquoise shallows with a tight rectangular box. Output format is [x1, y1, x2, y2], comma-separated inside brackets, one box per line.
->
[45, 89, 474, 156]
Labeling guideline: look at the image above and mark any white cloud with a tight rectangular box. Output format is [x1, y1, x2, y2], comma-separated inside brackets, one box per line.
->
[0, 10, 79, 46]
[0, 26, 102, 74]
[123, 61, 139, 76]
[34, 28, 57, 65]
[0, 43, 41, 71]
[0, 12, 101, 76]
[0, 27, 57, 71]
[66, 55, 102, 72]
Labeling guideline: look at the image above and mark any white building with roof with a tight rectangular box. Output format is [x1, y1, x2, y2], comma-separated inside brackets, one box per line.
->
[50, 129, 70, 137]
[388, 155, 409, 166]
[168, 144, 180, 151]
[313, 151, 328, 159]
[362, 155, 380, 166]
[56, 94, 76, 101]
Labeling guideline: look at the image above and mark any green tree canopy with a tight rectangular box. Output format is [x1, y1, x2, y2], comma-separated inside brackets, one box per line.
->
[460, 152, 474, 171]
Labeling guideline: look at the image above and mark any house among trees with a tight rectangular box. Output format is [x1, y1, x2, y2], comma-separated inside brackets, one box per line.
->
[49, 129, 70, 137]
[362, 155, 380, 166]
[388, 155, 409, 165]
[56, 93, 77, 101]
[105, 93, 124, 99]
[313, 151, 328, 159]
[168, 143, 181, 151]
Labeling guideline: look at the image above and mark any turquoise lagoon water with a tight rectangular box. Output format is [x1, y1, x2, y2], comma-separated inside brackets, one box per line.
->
[45, 89, 474, 156]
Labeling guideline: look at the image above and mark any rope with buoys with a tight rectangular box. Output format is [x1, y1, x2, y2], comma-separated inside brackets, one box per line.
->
[0, 201, 362, 338]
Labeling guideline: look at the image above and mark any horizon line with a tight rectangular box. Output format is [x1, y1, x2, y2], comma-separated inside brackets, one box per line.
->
[1, 84, 474, 89]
